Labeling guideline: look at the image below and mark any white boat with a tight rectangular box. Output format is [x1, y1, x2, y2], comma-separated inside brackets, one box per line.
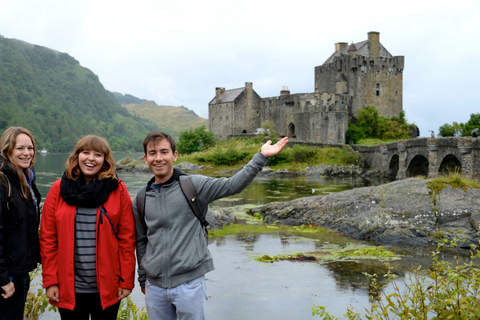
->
[38, 148, 48, 154]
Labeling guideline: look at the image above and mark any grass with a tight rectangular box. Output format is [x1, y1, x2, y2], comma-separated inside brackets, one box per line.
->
[208, 223, 339, 240]
[177, 136, 359, 172]
[427, 172, 480, 194]
[355, 138, 397, 146]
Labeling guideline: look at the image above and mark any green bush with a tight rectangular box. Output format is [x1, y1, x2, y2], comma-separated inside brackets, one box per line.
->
[346, 123, 367, 144]
[290, 145, 317, 163]
[205, 149, 249, 166]
[267, 152, 289, 166]
[177, 125, 217, 154]
[312, 239, 480, 319]
[348, 107, 413, 143]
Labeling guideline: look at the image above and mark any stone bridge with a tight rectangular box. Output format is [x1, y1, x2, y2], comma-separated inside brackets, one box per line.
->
[352, 137, 480, 180]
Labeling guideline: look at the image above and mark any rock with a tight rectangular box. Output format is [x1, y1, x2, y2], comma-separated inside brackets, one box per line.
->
[470, 212, 480, 230]
[250, 178, 480, 247]
[304, 164, 363, 177]
[174, 162, 204, 172]
[206, 207, 237, 229]
[116, 158, 204, 173]
[116, 157, 150, 173]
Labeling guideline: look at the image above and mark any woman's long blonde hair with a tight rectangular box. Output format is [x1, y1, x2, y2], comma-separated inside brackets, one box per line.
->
[0, 126, 37, 199]
[65, 135, 116, 181]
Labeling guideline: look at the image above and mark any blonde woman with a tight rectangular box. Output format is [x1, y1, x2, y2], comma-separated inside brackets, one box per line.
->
[0, 127, 41, 320]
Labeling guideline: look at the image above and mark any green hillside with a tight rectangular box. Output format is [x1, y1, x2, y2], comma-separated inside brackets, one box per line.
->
[0, 35, 160, 152]
[122, 101, 208, 139]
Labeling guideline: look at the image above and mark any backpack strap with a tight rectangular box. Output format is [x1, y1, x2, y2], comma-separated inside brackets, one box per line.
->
[136, 186, 147, 223]
[179, 176, 209, 227]
[0, 171, 14, 212]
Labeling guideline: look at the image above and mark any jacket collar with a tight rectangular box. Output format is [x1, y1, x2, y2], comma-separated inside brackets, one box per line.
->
[146, 168, 185, 191]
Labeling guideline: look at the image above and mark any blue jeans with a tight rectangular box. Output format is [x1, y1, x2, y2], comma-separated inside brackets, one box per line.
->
[0, 272, 30, 320]
[145, 275, 207, 320]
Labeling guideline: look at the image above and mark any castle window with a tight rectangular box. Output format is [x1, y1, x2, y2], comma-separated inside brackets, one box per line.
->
[376, 83, 380, 96]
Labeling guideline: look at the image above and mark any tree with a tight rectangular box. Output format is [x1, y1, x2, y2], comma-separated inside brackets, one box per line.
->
[438, 113, 480, 137]
[464, 113, 480, 136]
[356, 106, 381, 138]
[348, 106, 412, 143]
[438, 122, 461, 137]
[177, 125, 217, 154]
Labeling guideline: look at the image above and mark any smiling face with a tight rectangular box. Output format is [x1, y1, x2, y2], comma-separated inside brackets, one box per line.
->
[10, 133, 35, 170]
[144, 138, 178, 184]
[78, 149, 105, 183]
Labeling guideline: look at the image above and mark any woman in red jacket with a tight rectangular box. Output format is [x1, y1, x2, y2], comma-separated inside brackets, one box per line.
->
[40, 135, 136, 320]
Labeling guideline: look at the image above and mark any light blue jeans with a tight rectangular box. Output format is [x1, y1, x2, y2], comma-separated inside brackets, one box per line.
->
[145, 276, 207, 320]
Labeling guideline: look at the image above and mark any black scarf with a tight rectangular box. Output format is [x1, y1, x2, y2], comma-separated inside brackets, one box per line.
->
[60, 173, 119, 208]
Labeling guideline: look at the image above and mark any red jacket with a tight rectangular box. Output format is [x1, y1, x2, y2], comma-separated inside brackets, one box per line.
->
[40, 179, 136, 310]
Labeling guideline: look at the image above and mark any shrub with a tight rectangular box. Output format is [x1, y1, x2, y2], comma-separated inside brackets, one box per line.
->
[117, 297, 148, 320]
[24, 266, 58, 320]
[206, 149, 249, 166]
[312, 239, 480, 319]
[177, 125, 216, 154]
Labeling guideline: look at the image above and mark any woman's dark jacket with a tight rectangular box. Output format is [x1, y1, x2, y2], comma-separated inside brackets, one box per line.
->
[0, 160, 41, 287]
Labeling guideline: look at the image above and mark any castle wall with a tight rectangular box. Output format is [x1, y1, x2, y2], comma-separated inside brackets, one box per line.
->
[260, 91, 348, 144]
[261, 92, 298, 137]
[209, 102, 234, 140]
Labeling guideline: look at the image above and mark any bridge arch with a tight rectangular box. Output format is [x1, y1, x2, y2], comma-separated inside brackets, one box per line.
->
[388, 155, 399, 180]
[439, 154, 462, 175]
[407, 155, 429, 178]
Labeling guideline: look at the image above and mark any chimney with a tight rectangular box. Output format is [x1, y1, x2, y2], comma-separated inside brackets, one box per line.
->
[215, 87, 225, 101]
[335, 42, 348, 52]
[245, 82, 253, 103]
[368, 31, 380, 59]
[280, 86, 290, 96]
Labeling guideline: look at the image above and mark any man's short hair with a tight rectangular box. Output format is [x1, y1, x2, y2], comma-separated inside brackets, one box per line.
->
[143, 131, 176, 154]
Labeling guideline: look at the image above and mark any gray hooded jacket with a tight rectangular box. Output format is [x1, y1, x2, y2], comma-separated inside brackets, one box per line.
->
[133, 151, 268, 288]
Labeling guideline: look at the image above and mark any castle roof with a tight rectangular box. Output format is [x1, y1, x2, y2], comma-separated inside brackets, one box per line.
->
[209, 87, 245, 104]
[323, 39, 392, 65]
[347, 42, 357, 52]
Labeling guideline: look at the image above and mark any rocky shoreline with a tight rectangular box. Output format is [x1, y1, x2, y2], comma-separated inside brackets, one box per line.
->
[248, 178, 480, 248]
[116, 157, 480, 248]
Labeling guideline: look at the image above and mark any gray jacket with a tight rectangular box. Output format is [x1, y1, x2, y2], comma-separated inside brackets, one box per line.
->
[133, 151, 268, 288]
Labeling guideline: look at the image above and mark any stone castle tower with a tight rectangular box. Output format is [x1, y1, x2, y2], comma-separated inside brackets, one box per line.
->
[315, 31, 404, 118]
[208, 31, 404, 143]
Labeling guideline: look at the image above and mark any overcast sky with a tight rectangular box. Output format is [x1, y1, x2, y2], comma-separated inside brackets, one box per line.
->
[1, 0, 479, 137]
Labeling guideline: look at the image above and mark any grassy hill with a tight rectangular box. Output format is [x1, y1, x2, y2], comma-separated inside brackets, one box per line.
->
[122, 101, 208, 139]
[0, 35, 207, 152]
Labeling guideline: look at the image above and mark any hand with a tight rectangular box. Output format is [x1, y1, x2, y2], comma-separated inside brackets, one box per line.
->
[46, 285, 60, 302]
[260, 136, 288, 158]
[1, 281, 14, 299]
[141, 286, 145, 295]
[118, 287, 132, 300]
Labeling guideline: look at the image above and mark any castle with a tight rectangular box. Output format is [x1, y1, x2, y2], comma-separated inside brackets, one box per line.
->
[208, 31, 405, 144]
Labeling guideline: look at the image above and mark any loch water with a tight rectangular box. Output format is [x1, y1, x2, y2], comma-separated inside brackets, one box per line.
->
[33, 153, 452, 319]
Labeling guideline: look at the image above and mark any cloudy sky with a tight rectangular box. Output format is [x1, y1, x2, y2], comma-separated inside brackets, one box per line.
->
[1, 0, 479, 137]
